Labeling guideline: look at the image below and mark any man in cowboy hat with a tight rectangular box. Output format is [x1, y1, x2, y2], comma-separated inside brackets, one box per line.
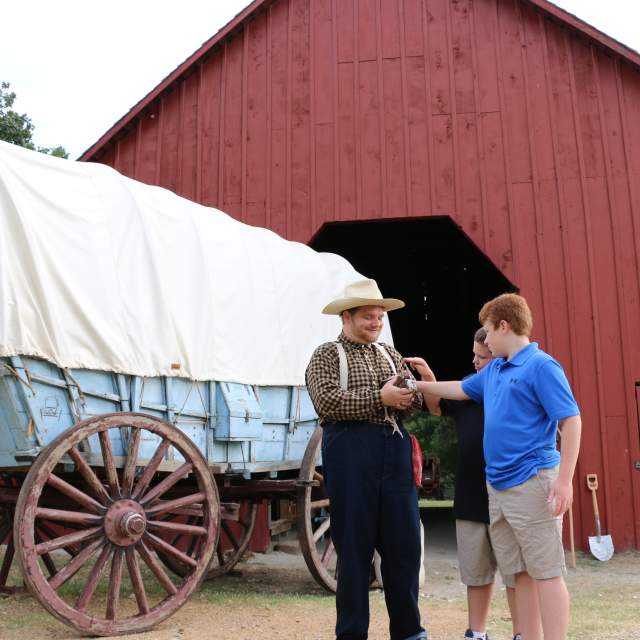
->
[305, 279, 427, 640]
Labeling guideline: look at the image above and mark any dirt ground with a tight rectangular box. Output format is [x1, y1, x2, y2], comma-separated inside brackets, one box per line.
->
[1, 510, 639, 640]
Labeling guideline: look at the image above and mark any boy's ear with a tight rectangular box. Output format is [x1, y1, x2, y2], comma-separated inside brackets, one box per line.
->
[499, 319, 510, 333]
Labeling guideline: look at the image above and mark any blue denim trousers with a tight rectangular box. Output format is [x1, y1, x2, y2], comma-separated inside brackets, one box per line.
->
[322, 421, 426, 640]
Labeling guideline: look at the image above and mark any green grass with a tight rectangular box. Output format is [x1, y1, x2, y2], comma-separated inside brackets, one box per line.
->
[419, 499, 454, 508]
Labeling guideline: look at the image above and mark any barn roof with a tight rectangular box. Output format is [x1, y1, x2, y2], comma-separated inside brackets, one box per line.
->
[79, 0, 640, 161]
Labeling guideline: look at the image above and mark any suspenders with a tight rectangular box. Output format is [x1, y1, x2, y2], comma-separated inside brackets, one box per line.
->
[334, 341, 402, 435]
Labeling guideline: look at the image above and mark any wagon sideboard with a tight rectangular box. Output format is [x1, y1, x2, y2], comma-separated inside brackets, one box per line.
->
[0, 356, 318, 474]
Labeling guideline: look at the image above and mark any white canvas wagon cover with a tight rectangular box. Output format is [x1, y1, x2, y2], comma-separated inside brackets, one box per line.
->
[0, 141, 391, 385]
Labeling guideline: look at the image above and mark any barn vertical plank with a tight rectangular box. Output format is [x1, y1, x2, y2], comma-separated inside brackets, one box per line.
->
[338, 62, 357, 220]
[222, 33, 244, 217]
[420, 0, 436, 212]
[449, 0, 475, 115]
[269, 0, 289, 236]
[380, 0, 400, 60]
[290, 0, 312, 241]
[336, 0, 354, 63]
[359, 0, 377, 62]
[136, 106, 159, 187]
[565, 33, 612, 532]
[331, 0, 340, 221]
[266, 6, 273, 229]
[155, 98, 165, 187]
[199, 53, 222, 208]
[472, 0, 500, 113]
[496, 0, 531, 185]
[375, 0, 389, 216]
[313, 0, 336, 226]
[443, 0, 460, 218]
[514, 2, 552, 345]
[425, 0, 451, 116]
[217, 43, 228, 210]
[353, 0, 363, 218]
[467, 0, 491, 251]
[402, 0, 423, 58]
[241, 22, 250, 222]
[195, 65, 203, 202]
[540, 17, 586, 546]
[405, 55, 430, 215]
[359, 60, 383, 218]
[398, 0, 413, 216]
[383, 58, 407, 216]
[595, 52, 640, 548]
[115, 132, 136, 180]
[456, 113, 483, 249]
[177, 81, 185, 198]
[158, 87, 180, 195]
[180, 72, 199, 202]
[247, 11, 269, 228]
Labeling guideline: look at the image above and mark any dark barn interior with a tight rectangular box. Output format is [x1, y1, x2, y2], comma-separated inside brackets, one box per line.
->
[311, 217, 515, 381]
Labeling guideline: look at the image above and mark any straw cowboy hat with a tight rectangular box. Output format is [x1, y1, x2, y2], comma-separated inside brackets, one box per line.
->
[322, 279, 405, 315]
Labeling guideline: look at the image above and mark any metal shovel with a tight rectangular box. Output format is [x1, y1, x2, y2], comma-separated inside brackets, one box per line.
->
[586, 474, 614, 561]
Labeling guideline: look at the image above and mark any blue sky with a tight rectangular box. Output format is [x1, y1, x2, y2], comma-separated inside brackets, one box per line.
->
[2, 0, 638, 159]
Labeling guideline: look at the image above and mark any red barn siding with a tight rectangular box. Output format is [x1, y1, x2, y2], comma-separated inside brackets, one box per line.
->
[82, 0, 640, 551]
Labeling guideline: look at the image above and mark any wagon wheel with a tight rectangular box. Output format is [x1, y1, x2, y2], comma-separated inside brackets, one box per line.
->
[296, 425, 336, 592]
[14, 412, 219, 636]
[157, 499, 258, 579]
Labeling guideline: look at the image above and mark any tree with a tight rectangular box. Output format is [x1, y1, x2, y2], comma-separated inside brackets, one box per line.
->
[0, 82, 69, 158]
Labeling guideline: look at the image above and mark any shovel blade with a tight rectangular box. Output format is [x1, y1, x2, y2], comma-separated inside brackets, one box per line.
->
[588, 535, 614, 561]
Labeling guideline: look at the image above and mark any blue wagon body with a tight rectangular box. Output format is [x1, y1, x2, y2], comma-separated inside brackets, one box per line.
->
[0, 356, 318, 474]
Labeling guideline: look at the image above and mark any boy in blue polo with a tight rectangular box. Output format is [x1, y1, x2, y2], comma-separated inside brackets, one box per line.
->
[413, 294, 581, 640]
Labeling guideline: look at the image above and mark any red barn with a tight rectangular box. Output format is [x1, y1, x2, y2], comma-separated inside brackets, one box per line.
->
[80, 0, 640, 551]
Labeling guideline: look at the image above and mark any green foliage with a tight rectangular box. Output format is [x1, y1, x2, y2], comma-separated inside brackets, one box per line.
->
[405, 411, 458, 498]
[0, 81, 68, 158]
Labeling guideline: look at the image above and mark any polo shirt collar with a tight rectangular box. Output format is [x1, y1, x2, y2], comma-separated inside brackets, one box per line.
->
[506, 342, 539, 366]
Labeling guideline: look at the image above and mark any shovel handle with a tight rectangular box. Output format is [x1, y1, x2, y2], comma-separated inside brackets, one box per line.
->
[586, 473, 598, 491]
[589, 485, 602, 541]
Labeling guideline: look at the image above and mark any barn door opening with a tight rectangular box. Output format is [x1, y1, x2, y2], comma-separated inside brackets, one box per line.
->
[310, 216, 516, 381]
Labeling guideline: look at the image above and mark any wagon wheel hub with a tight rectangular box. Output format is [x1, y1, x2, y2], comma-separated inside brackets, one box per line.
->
[104, 499, 146, 546]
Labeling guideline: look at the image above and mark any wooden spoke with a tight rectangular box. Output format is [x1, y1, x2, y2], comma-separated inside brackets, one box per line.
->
[310, 498, 330, 510]
[145, 492, 206, 518]
[36, 507, 103, 526]
[147, 520, 207, 537]
[0, 524, 10, 546]
[47, 474, 105, 515]
[99, 430, 120, 498]
[140, 462, 193, 506]
[137, 540, 177, 595]
[221, 520, 241, 551]
[121, 427, 141, 496]
[106, 548, 124, 621]
[75, 544, 113, 612]
[40, 551, 58, 578]
[131, 440, 171, 500]
[321, 540, 335, 567]
[0, 537, 15, 586]
[312, 517, 331, 543]
[67, 446, 111, 505]
[145, 532, 198, 569]
[125, 547, 149, 615]
[36, 525, 102, 555]
[36, 522, 78, 556]
[48, 539, 103, 590]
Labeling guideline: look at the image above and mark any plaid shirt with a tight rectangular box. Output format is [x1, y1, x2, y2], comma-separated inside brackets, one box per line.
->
[305, 331, 423, 424]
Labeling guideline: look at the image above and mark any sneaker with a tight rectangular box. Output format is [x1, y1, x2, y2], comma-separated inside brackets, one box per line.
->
[464, 631, 489, 640]
[513, 635, 522, 640]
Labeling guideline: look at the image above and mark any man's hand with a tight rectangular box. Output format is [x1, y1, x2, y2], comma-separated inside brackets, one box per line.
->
[404, 357, 436, 381]
[548, 477, 573, 517]
[380, 377, 414, 410]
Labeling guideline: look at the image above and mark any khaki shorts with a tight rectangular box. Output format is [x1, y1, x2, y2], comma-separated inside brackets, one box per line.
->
[487, 466, 566, 580]
[456, 519, 515, 588]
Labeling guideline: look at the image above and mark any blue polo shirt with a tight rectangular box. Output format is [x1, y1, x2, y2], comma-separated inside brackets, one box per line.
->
[461, 342, 579, 490]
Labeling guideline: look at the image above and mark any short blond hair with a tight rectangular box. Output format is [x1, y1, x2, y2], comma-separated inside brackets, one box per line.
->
[479, 293, 532, 337]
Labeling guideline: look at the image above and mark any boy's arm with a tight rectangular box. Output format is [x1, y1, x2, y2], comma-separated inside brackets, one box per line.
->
[548, 415, 581, 517]
[403, 356, 442, 415]
[415, 380, 470, 401]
